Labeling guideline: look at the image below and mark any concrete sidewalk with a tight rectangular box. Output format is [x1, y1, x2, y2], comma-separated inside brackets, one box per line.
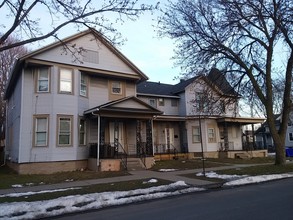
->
[0, 164, 254, 195]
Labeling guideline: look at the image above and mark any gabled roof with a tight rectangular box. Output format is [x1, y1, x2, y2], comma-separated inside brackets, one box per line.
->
[5, 28, 148, 99]
[206, 68, 239, 97]
[137, 81, 176, 97]
[84, 96, 163, 117]
[137, 68, 239, 97]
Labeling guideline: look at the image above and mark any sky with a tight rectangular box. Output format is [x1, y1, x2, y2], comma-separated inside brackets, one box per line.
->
[1, 172, 293, 219]
[1, 0, 180, 85]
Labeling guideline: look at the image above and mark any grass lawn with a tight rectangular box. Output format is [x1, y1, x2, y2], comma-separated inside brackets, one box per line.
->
[217, 163, 293, 176]
[0, 165, 129, 189]
[151, 157, 275, 171]
[0, 178, 172, 203]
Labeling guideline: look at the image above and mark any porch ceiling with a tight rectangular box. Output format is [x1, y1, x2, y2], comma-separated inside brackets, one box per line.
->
[216, 116, 265, 125]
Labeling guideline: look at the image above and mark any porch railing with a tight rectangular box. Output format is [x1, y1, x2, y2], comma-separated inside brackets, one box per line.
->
[154, 144, 178, 159]
[137, 142, 147, 168]
[89, 142, 128, 170]
[218, 142, 234, 151]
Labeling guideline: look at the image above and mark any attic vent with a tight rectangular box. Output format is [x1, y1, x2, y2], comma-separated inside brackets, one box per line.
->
[83, 50, 99, 64]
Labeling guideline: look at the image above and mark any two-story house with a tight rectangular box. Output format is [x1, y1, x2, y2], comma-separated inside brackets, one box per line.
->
[5, 29, 266, 174]
[4, 29, 161, 174]
[137, 68, 265, 159]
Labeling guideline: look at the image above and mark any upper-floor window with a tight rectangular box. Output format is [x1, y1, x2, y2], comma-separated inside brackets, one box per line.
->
[112, 82, 122, 94]
[220, 100, 226, 114]
[158, 98, 164, 106]
[79, 118, 86, 145]
[149, 99, 156, 107]
[195, 92, 208, 113]
[59, 68, 73, 94]
[208, 128, 216, 143]
[36, 67, 50, 92]
[34, 115, 49, 147]
[192, 126, 201, 143]
[80, 73, 88, 97]
[57, 115, 73, 146]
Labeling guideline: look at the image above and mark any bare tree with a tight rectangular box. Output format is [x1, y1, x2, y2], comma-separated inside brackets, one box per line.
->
[0, 0, 159, 52]
[158, 0, 293, 165]
[0, 35, 28, 141]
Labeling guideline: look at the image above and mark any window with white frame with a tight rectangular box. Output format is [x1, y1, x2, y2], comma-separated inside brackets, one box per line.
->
[79, 118, 86, 145]
[58, 116, 72, 146]
[149, 99, 156, 107]
[59, 68, 73, 93]
[80, 73, 88, 96]
[192, 126, 201, 143]
[195, 92, 208, 113]
[208, 128, 216, 143]
[289, 133, 293, 142]
[112, 81, 122, 94]
[36, 67, 50, 92]
[34, 116, 48, 147]
[158, 98, 164, 106]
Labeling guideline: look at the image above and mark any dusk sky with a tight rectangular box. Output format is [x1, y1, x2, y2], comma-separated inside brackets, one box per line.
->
[1, 0, 180, 85]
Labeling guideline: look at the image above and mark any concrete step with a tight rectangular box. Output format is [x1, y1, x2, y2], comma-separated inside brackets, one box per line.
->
[127, 158, 146, 171]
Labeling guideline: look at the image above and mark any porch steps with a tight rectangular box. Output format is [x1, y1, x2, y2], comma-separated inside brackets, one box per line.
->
[127, 158, 146, 171]
[235, 152, 251, 159]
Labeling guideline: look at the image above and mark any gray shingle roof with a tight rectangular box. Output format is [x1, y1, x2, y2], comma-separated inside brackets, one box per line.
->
[137, 81, 175, 96]
[137, 68, 239, 97]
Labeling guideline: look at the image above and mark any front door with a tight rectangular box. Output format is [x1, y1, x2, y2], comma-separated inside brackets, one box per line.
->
[165, 128, 174, 151]
[109, 122, 124, 152]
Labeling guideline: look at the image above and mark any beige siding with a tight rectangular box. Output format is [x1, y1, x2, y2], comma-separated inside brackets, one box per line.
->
[89, 77, 108, 107]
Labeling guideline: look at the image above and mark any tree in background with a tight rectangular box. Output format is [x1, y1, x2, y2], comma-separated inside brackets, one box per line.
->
[0, 35, 28, 142]
[0, 0, 158, 52]
[158, 0, 293, 165]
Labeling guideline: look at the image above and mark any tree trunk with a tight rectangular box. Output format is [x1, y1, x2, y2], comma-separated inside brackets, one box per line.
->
[268, 125, 286, 165]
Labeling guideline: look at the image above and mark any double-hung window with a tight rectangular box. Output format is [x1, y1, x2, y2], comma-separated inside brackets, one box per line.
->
[59, 68, 73, 93]
[208, 128, 216, 143]
[36, 67, 50, 92]
[58, 115, 73, 146]
[192, 126, 201, 143]
[79, 118, 86, 145]
[195, 92, 208, 113]
[158, 98, 164, 106]
[112, 82, 122, 94]
[80, 73, 88, 97]
[289, 133, 293, 142]
[34, 115, 49, 147]
[149, 99, 156, 107]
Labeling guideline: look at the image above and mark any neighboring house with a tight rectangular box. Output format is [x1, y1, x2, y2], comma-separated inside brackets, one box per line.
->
[5, 29, 265, 174]
[137, 68, 265, 158]
[255, 113, 293, 152]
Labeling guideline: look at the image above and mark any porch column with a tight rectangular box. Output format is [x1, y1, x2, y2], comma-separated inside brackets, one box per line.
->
[136, 120, 142, 156]
[146, 119, 153, 155]
[224, 121, 229, 150]
[97, 115, 100, 167]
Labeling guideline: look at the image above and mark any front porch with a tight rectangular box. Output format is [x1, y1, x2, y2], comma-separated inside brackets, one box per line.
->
[84, 96, 162, 171]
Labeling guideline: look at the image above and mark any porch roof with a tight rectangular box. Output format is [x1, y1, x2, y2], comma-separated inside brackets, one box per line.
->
[216, 116, 265, 125]
[84, 96, 163, 118]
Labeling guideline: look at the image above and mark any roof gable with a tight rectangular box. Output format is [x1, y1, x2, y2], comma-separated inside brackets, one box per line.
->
[27, 29, 147, 79]
[84, 96, 162, 116]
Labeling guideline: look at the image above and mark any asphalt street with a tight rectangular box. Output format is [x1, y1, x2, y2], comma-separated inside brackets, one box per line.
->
[52, 177, 293, 220]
